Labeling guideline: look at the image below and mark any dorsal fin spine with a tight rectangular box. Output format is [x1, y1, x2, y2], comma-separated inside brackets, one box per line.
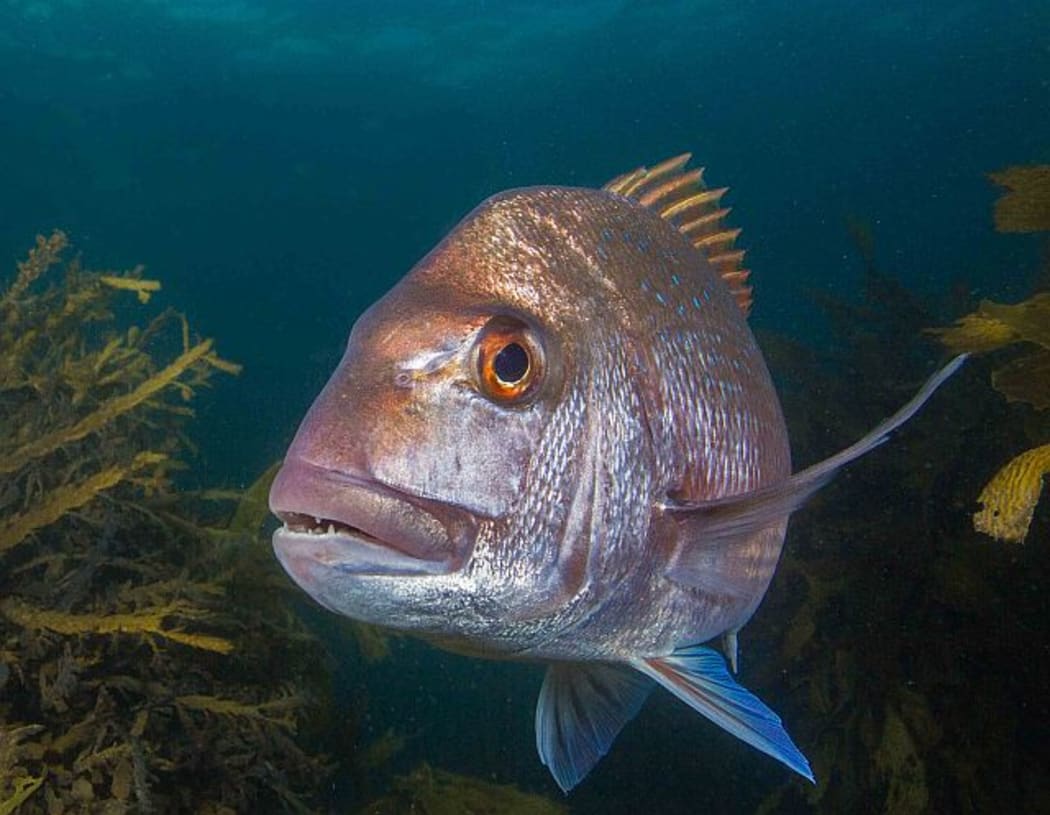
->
[637, 169, 705, 208]
[602, 154, 753, 316]
[680, 208, 732, 238]
[661, 188, 728, 220]
[693, 228, 742, 249]
[606, 168, 648, 196]
[614, 153, 692, 198]
[710, 250, 747, 266]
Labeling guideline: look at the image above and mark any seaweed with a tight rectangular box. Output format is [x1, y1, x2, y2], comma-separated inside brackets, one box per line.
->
[927, 167, 1050, 543]
[930, 293, 1050, 540]
[0, 233, 336, 813]
[356, 763, 568, 815]
[748, 200, 1050, 813]
[987, 164, 1050, 233]
[932, 292, 1050, 409]
[972, 443, 1050, 542]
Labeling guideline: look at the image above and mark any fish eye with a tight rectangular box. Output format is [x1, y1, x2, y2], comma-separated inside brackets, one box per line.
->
[476, 318, 543, 403]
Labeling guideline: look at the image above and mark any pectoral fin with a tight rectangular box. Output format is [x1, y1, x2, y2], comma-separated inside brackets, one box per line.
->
[632, 645, 814, 782]
[666, 355, 965, 587]
[535, 662, 653, 793]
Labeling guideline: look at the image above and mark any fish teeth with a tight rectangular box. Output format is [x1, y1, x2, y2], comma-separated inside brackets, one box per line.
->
[327, 523, 336, 535]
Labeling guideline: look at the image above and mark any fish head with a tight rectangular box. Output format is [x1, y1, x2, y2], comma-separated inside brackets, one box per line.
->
[270, 188, 635, 644]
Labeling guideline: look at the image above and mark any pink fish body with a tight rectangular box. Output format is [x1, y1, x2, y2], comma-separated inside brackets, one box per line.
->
[269, 155, 962, 790]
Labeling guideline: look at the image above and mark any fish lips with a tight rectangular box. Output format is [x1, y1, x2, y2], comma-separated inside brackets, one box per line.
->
[269, 458, 476, 581]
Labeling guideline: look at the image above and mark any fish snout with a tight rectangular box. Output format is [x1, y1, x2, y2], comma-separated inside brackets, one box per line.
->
[269, 457, 477, 580]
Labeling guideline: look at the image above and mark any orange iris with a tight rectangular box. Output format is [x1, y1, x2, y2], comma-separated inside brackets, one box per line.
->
[476, 320, 543, 403]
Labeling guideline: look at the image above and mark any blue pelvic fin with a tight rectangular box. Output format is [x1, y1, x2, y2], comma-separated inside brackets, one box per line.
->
[632, 645, 814, 782]
[535, 661, 653, 793]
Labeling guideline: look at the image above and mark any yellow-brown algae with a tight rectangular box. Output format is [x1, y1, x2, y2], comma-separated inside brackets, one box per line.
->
[98, 273, 162, 304]
[988, 165, 1050, 233]
[0, 598, 234, 654]
[973, 443, 1050, 542]
[0, 452, 166, 554]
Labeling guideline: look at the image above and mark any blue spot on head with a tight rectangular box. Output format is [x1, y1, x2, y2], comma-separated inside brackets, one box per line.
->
[641, 279, 651, 292]
[692, 295, 702, 309]
[677, 303, 686, 316]
[655, 292, 667, 306]
[601, 227, 614, 242]
[671, 274, 680, 286]
[703, 289, 712, 302]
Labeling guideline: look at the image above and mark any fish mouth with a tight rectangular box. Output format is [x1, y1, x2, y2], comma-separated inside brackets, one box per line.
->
[269, 458, 476, 578]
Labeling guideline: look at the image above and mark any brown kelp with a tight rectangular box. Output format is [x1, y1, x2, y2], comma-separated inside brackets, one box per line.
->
[933, 293, 1050, 410]
[748, 209, 1049, 813]
[0, 234, 333, 813]
[930, 166, 1050, 542]
[933, 295, 1050, 542]
[987, 164, 1050, 233]
[356, 763, 569, 815]
[971, 442, 1050, 542]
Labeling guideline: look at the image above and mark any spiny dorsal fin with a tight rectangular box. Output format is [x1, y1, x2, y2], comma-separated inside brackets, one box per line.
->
[604, 153, 753, 315]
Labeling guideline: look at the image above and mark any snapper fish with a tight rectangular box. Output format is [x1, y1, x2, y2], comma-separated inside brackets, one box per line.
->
[269, 154, 963, 791]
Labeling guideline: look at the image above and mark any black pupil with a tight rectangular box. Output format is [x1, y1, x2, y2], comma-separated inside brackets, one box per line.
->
[493, 342, 530, 384]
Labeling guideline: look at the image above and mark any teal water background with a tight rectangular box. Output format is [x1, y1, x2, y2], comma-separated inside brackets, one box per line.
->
[2, 1, 1046, 483]
[1, 2, 1048, 812]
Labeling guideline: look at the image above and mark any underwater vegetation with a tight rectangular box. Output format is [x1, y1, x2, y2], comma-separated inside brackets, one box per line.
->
[933, 293, 1050, 542]
[987, 164, 1050, 233]
[742, 170, 1049, 814]
[0, 232, 567, 815]
[0, 234, 334, 813]
[356, 763, 568, 815]
[931, 164, 1050, 543]
[3, 158, 1044, 812]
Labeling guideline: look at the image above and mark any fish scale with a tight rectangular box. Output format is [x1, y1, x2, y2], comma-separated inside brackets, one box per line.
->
[268, 154, 964, 793]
